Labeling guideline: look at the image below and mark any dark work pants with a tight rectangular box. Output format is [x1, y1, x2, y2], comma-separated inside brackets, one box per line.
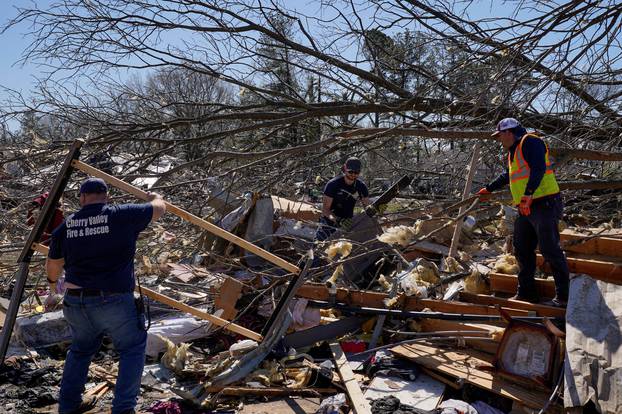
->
[315, 216, 339, 241]
[513, 194, 569, 300]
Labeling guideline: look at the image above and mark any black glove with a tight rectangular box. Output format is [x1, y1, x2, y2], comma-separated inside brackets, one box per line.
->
[340, 218, 353, 231]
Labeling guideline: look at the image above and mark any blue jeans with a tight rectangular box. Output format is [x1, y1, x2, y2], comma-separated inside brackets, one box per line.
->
[59, 292, 146, 414]
[514, 195, 569, 300]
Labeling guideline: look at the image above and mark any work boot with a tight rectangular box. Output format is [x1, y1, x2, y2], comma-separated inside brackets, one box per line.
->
[541, 296, 567, 308]
[65, 395, 97, 414]
[508, 293, 539, 304]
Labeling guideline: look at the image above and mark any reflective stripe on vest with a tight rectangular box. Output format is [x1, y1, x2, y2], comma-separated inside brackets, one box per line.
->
[508, 134, 560, 205]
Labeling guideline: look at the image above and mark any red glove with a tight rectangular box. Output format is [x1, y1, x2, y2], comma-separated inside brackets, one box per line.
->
[477, 188, 491, 202]
[519, 195, 533, 216]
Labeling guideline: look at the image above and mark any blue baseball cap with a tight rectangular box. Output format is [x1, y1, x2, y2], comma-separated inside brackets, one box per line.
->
[492, 118, 521, 136]
[79, 178, 108, 194]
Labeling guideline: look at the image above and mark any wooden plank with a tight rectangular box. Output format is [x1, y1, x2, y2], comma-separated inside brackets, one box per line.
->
[536, 254, 622, 283]
[330, 342, 372, 414]
[138, 286, 262, 341]
[33, 243, 261, 341]
[488, 272, 556, 299]
[458, 292, 566, 318]
[560, 231, 622, 258]
[296, 283, 528, 317]
[213, 276, 244, 320]
[419, 319, 501, 355]
[448, 142, 480, 258]
[390, 342, 558, 411]
[271, 195, 321, 221]
[0, 305, 5, 328]
[72, 160, 300, 274]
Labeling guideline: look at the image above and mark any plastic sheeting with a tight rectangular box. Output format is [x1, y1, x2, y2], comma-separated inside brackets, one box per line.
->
[145, 316, 212, 357]
[564, 274, 622, 413]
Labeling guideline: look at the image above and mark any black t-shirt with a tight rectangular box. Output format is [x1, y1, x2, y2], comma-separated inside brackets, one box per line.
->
[323, 176, 369, 219]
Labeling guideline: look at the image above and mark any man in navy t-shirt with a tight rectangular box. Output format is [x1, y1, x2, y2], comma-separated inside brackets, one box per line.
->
[316, 157, 370, 241]
[46, 177, 166, 414]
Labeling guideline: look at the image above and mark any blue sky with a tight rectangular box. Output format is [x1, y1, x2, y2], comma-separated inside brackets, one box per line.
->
[0, 0, 485, 103]
[0, 1, 50, 101]
[1, 1, 611, 132]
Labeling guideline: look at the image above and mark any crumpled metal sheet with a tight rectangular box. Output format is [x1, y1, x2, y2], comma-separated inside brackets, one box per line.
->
[564, 274, 622, 413]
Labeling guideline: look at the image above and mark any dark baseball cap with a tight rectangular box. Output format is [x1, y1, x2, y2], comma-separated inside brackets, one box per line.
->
[79, 178, 108, 194]
[344, 157, 362, 172]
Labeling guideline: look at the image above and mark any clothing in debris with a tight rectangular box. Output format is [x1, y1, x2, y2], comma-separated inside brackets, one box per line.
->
[26, 192, 64, 245]
[370, 395, 438, 414]
[482, 122, 569, 303]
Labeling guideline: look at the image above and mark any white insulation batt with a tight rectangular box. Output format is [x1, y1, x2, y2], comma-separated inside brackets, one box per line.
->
[564, 274, 622, 413]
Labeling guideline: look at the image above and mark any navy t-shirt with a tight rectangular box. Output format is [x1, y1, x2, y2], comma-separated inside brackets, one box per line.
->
[323, 176, 369, 219]
[48, 203, 153, 293]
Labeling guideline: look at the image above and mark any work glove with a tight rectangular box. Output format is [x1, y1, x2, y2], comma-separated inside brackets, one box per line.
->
[365, 205, 377, 217]
[476, 188, 492, 202]
[340, 218, 353, 232]
[44, 293, 63, 312]
[518, 195, 533, 216]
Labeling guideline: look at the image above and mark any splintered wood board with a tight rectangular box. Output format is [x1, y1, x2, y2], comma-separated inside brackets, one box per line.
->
[390, 342, 557, 411]
[458, 292, 566, 318]
[296, 283, 528, 316]
[560, 231, 622, 258]
[330, 342, 372, 414]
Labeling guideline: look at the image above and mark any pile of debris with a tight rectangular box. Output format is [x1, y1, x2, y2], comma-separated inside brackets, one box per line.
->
[1, 155, 621, 414]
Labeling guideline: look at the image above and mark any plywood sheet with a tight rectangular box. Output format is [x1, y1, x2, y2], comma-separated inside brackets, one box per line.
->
[390, 342, 557, 411]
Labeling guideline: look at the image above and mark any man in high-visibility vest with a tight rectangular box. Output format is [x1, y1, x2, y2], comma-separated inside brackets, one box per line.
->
[477, 118, 569, 307]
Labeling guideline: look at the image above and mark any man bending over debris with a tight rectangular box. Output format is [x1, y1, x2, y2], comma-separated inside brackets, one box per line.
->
[316, 157, 371, 241]
[477, 118, 569, 307]
[46, 177, 166, 414]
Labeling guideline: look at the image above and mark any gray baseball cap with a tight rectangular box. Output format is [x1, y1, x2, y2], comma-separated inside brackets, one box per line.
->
[492, 118, 521, 136]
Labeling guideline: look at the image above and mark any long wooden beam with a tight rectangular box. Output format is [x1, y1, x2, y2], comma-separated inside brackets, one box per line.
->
[536, 254, 622, 284]
[458, 292, 565, 318]
[296, 283, 528, 317]
[138, 286, 262, 341]
[560, 232, 622, 258]
[330, 342, 372, 414]
[488, 272, 556, 299]
[71, 160, 300, 274]
[32, 243, 262, 341]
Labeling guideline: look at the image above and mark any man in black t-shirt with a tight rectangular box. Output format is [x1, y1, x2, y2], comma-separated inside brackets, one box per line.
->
[316, 157, 370, 241]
